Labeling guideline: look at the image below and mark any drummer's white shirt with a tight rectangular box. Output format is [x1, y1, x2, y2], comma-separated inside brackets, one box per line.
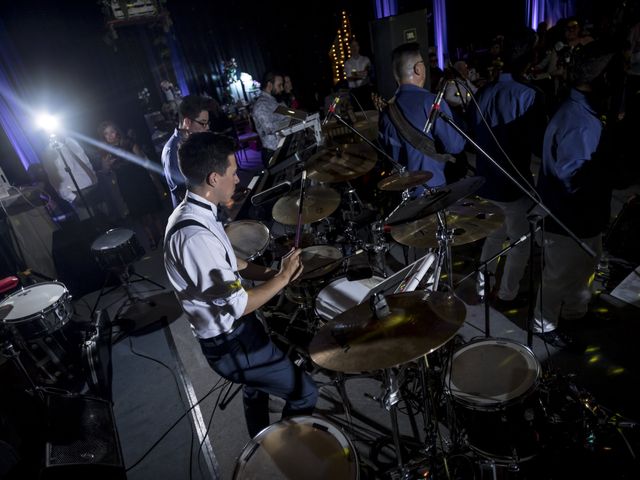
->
[164, 191, 248, 339]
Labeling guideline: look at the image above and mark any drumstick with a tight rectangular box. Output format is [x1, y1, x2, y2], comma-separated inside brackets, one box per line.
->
[302, 249, 364, 276]
[294, 170, 307, 249]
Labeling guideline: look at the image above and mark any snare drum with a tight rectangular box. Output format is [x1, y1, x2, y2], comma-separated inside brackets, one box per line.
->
[233, 416, 359, 480]
[445, 338, 542, 463]
[91, 228, 145, 270]
[0, 282, 72, 341]
[315, 276, 384, 321]
[225, 220, 270, 261]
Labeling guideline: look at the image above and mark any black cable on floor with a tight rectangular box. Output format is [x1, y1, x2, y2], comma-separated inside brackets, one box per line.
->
[123, 337, 226, 475]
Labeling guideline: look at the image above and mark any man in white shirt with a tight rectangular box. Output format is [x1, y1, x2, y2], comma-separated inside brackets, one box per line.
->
[41, 136, 99, 220]
[344, 39, 373, 110]
[164, 132, 317, 437]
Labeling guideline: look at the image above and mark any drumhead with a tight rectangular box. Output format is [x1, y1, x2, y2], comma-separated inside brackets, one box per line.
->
[233, 416, 358, 480]
[91, 228, 135, 251]
[1, 282, 68, 322]
[300, 245, 342, 280]
[315, 276, 384, 321]
[225, 221, 270, 261]
[446, 339, 540, 408]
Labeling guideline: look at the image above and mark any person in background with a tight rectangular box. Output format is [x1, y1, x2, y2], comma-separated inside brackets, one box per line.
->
[252, 71, 289, 167]
[40, 135, 101, 221]
[378, 42, 465, 191]
[164, 132, 317, 438]
[99, 121, 165, 249]
[279, 75, 300, 110]
[345, 39, 373, 110]
[470, 28, 547, 307]
[161, 95, 212, 207]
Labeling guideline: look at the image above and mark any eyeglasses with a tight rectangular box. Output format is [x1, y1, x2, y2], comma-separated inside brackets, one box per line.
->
[192, 118, 210, 127]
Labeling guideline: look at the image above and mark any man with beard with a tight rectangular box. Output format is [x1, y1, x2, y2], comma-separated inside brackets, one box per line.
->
[251, 71, 289, 167]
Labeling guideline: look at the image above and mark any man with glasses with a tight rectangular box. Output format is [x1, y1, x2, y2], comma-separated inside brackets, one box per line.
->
[251, 71, 289, 167]
[162, 95, 212, 207]
[379, 42, 465, 190]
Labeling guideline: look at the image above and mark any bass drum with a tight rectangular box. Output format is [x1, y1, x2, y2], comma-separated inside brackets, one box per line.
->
[233, 416, 359, 480]
[445, 338, 542, 464]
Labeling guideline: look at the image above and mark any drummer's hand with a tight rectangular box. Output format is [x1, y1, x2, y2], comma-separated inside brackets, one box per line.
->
[280, 248, 303, 283]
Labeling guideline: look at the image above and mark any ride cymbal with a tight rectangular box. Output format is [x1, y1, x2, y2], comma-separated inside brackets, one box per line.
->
[390, 196, 504, 248]
[309, 290, 465, 373]
[272, 185, 340, 225]
[385, 176, 485, 226]
[377, 170, 434, 191]
[306, 143, 378, 183]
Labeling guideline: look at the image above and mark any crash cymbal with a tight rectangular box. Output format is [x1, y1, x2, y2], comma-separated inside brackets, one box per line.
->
[385, 176, 486, 226]
[377, 170, 434, 191]
[272, 185, 340, 225]
[390, 196, 504, 248]
[306, 143, 377, 183]
[309, 290, 465, 373]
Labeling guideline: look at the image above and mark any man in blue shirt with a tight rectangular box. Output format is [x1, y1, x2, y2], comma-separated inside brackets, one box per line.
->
[161, 95, 211, 208]
[534, 41, 618, 342]
[379, 42, 465, 189]
[471, 29, 547, 304]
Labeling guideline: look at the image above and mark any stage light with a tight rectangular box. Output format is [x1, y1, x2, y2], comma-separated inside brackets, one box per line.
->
[36, 112, 60, 133]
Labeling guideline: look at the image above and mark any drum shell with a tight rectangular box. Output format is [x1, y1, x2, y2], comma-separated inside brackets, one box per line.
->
[233, 416, 359, 480]
[225, 220, 270, 262]
[91, 229, 145, 270]
[445, 339, 542, 463]
[1, 282, 72, 341]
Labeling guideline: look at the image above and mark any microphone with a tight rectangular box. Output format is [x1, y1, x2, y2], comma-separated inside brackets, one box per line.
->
[322, 97, 340, 126]
[250, 180, 291, 206]
[423, 85, 446, 135]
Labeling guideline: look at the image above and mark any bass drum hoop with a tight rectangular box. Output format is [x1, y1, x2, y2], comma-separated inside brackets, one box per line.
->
[232, 416, 359, 480]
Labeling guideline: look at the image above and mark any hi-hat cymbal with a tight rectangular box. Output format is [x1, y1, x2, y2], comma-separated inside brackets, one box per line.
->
[306, 143, 377, 183]
[377, 171, 434, 191]
[272, 186, 340, 225]
[390, 196, 504, 248]
[309, 290, 465, 373]
[385, 176, 486, 226]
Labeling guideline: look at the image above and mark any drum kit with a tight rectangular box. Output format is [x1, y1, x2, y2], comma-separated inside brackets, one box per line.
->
[224, 113, 630, 479]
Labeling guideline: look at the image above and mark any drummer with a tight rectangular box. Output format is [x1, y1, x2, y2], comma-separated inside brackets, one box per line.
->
[164, 132, 317, 438]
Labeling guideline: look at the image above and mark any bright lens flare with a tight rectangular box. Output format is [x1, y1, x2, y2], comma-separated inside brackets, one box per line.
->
[36, 113, 59, 132]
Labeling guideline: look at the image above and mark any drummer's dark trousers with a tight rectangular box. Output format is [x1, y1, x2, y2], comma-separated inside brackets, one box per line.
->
[199, 315, 318, 438]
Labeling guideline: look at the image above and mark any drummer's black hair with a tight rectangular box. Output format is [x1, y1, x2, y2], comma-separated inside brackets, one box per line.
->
[178, 132, 236, 187]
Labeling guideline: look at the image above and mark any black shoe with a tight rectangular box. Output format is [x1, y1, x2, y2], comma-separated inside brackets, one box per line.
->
[536, 330, 578, 351]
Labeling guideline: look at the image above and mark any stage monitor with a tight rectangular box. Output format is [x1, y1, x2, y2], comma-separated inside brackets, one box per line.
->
[369, 9, 431, 100]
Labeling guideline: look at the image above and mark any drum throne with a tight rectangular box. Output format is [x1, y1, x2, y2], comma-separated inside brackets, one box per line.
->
[89, 228, 164, 318]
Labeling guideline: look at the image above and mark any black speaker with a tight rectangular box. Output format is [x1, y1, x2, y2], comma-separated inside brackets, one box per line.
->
[369, 9, 431, 99]
[41, 393, 125, 480]
[51, 217, 112, 298]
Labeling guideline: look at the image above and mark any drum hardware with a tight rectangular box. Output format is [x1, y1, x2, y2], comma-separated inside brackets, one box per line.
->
[90, 228, 165, 317]
[0, 333, 46, 404]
